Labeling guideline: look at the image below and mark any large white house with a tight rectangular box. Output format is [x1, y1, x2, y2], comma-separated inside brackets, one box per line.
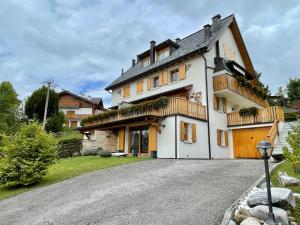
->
[80, 14, 285, 159]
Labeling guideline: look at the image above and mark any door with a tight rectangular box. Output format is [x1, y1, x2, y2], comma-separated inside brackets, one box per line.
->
[129, 127, 149, 155]
[70, 121, 77, 128]
[233, 126, 271, 159]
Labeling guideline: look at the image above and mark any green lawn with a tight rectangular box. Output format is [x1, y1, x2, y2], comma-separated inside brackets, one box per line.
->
[0, 156, 148, 200]
[270, 161, 300, 222]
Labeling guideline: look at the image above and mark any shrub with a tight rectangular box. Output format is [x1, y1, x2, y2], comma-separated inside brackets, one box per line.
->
[284, 112, 299, 122]
[283, 122, 300, 173]
[57, 137, 82, 158]
[100, 150, 112, 158]
[45, 111, 65, 133]
[81, 148, 103, 156]
[0, 122, 57, 186]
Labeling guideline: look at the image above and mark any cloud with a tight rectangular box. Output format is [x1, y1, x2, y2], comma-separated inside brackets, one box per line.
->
[0, 0, 299, 107]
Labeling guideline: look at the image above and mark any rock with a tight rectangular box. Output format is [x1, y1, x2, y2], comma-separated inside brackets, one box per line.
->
[290, 222, 298, 225]
[260, 182, 273, 189]
[278, 171, 300, 187]
[228, 220, 237, 225]
[247, 187, 296, 210]
[293, 193, 300, 199]
[286, 209, 292, 215]
[289, 216, 296, 222]
[240, 217, 260, 225]
[249, 205, 289, 225]
[234, 213, 249, 224]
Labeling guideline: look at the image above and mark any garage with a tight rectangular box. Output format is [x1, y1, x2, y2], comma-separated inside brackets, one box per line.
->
[232, 126, 271, 159]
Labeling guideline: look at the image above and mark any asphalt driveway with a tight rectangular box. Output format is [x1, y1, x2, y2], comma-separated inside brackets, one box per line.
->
[0, 159, 264, 225]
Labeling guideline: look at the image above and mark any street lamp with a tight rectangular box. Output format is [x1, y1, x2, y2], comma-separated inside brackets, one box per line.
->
[257, 140, 278, 225]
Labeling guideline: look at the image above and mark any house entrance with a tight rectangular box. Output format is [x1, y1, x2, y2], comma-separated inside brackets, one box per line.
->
[129, 126, 149, 156]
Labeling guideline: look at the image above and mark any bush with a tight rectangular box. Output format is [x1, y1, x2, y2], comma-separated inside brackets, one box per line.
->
[100, 150, 112, 158]
[0, 122, 57, 186]
[283, 122, 300, 173]
[57, 137, 82, 158]
[81, 148, 102, 156]
[284, 112, 299, 122]
[45, 111, 65, 133]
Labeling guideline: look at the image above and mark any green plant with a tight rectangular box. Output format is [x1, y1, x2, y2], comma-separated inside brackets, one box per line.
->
[100, 150, 112, 158]
[45, 111, 66, 133]
[0, 122, 57, 186]
[283, 122, 300, 173]
[239, 107, 258, 117]
[57, 137, 82, 158]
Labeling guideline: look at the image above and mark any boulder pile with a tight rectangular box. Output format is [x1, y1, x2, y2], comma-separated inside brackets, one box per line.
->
[229, 171, 300, 225]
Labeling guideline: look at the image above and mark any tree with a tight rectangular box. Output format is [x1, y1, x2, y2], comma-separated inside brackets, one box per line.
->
[269, 86, 287, 107]
[0, 121, 57, 186]
[45, 111, 65, 133]
[286, 78, 300, 107]
[0, 81, 20, 134]
[25, 86, 59, 122]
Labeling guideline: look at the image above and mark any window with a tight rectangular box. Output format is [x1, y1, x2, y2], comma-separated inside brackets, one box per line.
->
[123, 84, 130, 98]
[169, 69, 179, 83]
[157, 49, 169, 61]
[213, 95, 227, 113]
[136, 80, 144, 94]
[180, 121, 196, 143]
[153, 76, 159, 88]
[217, 129, 229, 147]
[142, 58, 150, 68]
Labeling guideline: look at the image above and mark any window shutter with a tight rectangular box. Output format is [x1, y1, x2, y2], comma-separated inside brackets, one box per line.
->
[118, 128, 125, 151]
[217, 129, 222, 146]
[136, 80, 143, 93]
[123, 84, 130, 98]
[159, 73, 163, 86]
[179, 64, 186, 80]
[222, 97, 227, 113]
[149, 126, 157, 151]
[147, 78, 152, 90]
[180, 121, 185, 141]
[225, 130, 229, 147]
[192, 123, 197, 143]
[213, 94, 218, 110]
[163, 71, 168, 85]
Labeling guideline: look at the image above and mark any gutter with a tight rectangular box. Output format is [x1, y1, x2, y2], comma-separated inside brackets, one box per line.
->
[200, 52, 212, 159]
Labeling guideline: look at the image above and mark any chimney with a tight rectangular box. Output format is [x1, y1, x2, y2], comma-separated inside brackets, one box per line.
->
[150, 40, 156, 65]
[175, 38, 181, 43]
[211, 14, 221, 32]
[121, 68, 124, 75]
[203, 24, 211, 38]
[132, 59, 136, 67]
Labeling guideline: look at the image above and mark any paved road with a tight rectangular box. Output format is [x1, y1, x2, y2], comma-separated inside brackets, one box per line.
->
[0, 159, 264, 225]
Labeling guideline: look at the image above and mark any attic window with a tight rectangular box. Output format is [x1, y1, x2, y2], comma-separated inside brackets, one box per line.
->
[142, 58, 150, 68]
[157, 48, 170, 61]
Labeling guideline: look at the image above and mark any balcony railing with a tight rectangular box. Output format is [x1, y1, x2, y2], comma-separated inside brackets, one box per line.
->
[59, 102, 80, 109]
[227, 106, 284, 126]
[65, 114, 91, 120]
[83, 97, 207, 127]
[213, 74, 268, 107]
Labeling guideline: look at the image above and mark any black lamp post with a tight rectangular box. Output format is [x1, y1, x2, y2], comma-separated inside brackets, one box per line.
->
[256, 140, 278, 225]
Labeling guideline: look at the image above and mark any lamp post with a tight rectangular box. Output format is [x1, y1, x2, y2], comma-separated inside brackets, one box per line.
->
[256, 140, 278, 225]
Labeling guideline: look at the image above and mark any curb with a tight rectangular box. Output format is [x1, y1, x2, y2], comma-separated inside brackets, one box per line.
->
[220, 160, 285, 225]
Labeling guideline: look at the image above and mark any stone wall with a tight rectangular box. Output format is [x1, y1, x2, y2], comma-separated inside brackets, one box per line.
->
[82, 130, 117, 152]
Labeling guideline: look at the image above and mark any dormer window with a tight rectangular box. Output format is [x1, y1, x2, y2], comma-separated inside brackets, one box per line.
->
[157, 48, 169, 61]
[142, 57, 150, 68]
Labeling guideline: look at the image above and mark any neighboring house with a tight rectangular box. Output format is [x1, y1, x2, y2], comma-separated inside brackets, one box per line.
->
[80, 14, 285, 159]
[59, 90, 105, 128]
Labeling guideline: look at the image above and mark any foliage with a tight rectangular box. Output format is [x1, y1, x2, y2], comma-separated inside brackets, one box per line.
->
[269, 86, 288, 107]
[0, 81, 21, 134]
[57, 137, 82, 158]
[100, 150, 112, 158]
[239, 107, 258, 117]
[284, 112, 300, 122]
[81, 96, 169, 126]
[287, 78, 300, 107]
[0, 122, 57, 186]
[25, 86, 59, 122]
[283, 122, 300, 173]
[45, 111, 65, 133]
[0, 156, 149, 200]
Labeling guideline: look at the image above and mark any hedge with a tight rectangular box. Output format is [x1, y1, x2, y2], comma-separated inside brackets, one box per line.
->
[57, 138, 82, 158]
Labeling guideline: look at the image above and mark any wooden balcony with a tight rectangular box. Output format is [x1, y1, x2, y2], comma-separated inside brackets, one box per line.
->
[213, 74, 268, 107]
[227, 106, 284, 126]
[59, 102, 80, 109]
[83, 97, 207, 128]
[65, 114, 91, 120]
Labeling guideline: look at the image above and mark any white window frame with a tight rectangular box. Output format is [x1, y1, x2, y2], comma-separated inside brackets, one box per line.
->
[142, 58, 150, 68]
[169, 69, 179, 83]
[157, 49, 170, 61]
[153, 76, 159, 88]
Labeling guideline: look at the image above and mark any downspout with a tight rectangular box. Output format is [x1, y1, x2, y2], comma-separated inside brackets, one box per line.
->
[200, 53, 212, 159]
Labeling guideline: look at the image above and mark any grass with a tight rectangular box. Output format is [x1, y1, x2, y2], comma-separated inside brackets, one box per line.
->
[0, 156, 148, 200]
[54, 128, 83, 141]
[270, 161, 300, 222]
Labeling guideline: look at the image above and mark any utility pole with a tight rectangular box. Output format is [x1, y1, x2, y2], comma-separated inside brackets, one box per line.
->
[42, 80, 54, 130]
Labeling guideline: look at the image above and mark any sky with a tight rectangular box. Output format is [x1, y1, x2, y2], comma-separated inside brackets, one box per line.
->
[0, 0, 299, 107]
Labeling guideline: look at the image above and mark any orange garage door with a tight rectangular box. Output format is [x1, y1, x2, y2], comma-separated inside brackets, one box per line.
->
[233, 126, 271, 159]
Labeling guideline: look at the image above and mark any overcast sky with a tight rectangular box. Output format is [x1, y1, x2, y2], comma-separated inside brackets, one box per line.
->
[0, 0, 299, 107]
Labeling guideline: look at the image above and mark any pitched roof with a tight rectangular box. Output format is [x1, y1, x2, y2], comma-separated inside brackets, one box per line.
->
[105, 14, 240, 91]
[59, 90, 104, 108]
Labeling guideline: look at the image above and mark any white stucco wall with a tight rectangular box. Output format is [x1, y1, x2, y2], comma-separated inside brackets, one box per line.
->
[157, 116, 176, 158]
[176, 115, 209, 159]
[110, 56, 207, 107]
[61, 108, 93, 115]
